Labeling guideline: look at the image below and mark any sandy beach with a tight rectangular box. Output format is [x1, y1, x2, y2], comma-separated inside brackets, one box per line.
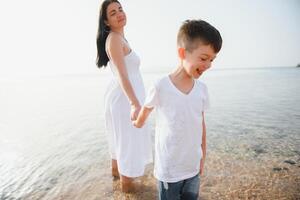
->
[46, 151, 300, 200]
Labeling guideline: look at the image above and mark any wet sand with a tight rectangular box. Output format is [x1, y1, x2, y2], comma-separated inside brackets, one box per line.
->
[44, 152, 300, 200]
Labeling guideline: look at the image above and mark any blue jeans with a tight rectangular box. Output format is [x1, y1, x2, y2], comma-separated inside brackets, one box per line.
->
[158, 174, 200, 200]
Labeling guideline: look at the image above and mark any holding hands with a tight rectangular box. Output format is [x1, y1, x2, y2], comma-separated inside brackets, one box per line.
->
[131, 104, 143, 128]
[131, 106, 153, 128]
[130, 103, 141, 121]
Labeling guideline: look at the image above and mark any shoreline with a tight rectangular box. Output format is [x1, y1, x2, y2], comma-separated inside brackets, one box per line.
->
[40, 153, 300, 200]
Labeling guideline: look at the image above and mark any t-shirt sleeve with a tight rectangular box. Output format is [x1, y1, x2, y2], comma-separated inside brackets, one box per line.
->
[144, 83, 159, 108]
[203, 84, 210, 111]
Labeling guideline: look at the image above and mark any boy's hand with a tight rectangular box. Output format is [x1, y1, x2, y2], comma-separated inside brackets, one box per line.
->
[199, 159, 205, 176]
[132, 120, 143, 128]
[132, 106, 153, 129]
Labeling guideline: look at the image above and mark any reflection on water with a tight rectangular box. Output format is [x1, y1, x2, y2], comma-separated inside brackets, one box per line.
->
[0, 68, 300, 199]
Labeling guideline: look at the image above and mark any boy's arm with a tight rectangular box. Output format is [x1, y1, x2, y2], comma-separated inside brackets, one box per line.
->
[133, 106, 153, 128]
[200, 112, 207, 175]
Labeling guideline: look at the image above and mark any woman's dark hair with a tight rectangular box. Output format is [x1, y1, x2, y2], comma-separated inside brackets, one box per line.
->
[96, 0, 120, 68]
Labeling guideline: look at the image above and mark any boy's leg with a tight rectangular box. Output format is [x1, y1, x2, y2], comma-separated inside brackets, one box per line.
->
[181, 174, 200, 200]
[158, 180, 184, 200]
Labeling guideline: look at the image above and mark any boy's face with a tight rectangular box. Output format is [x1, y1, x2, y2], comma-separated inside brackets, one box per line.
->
[181, 43, 217, 79]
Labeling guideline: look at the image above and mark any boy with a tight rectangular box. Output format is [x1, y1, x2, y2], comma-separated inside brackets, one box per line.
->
[133, 19, 222, 200]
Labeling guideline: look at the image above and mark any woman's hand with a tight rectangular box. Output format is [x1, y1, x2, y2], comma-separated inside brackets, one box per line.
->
[130, 104, 141, 121]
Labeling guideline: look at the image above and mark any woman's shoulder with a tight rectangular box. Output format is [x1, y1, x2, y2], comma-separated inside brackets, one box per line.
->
[107, 32, 123, 43]
[106, 32, 126, 51]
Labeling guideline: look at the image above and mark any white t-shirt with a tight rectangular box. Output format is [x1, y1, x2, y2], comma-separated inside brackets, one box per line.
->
[144, 75, 209, 182]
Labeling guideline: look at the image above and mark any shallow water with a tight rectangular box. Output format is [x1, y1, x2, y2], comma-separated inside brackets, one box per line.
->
[1, 68, 299, 199]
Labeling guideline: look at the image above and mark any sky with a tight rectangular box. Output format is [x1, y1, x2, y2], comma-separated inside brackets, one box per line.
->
[0, 0, 299, 76]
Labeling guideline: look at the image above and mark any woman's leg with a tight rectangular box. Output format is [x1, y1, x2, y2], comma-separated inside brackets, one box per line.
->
[120, 175, 135, 193]
[112, 159, 135, 192]
[112, 159, 119, 178]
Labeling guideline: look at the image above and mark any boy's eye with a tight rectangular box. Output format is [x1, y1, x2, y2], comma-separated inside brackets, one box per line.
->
[201, 58, 207, 61]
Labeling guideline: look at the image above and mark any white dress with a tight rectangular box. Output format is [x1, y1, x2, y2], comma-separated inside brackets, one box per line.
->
[104, 49, 152, 177]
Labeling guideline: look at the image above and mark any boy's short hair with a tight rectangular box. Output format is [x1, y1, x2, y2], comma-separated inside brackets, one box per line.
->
[177, 19, 222, 53]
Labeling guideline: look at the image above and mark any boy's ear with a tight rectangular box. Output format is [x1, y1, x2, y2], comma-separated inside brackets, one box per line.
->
[178, 47, 185, 59]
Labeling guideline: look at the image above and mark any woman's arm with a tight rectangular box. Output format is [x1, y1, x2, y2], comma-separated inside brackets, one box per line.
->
[106, 34, 140, 119]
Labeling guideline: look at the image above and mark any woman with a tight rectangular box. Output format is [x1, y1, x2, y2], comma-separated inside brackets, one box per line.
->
[96, 0, 152, 193]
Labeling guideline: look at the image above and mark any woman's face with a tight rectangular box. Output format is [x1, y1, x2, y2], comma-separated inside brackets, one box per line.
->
[105, 2, 126, 30]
